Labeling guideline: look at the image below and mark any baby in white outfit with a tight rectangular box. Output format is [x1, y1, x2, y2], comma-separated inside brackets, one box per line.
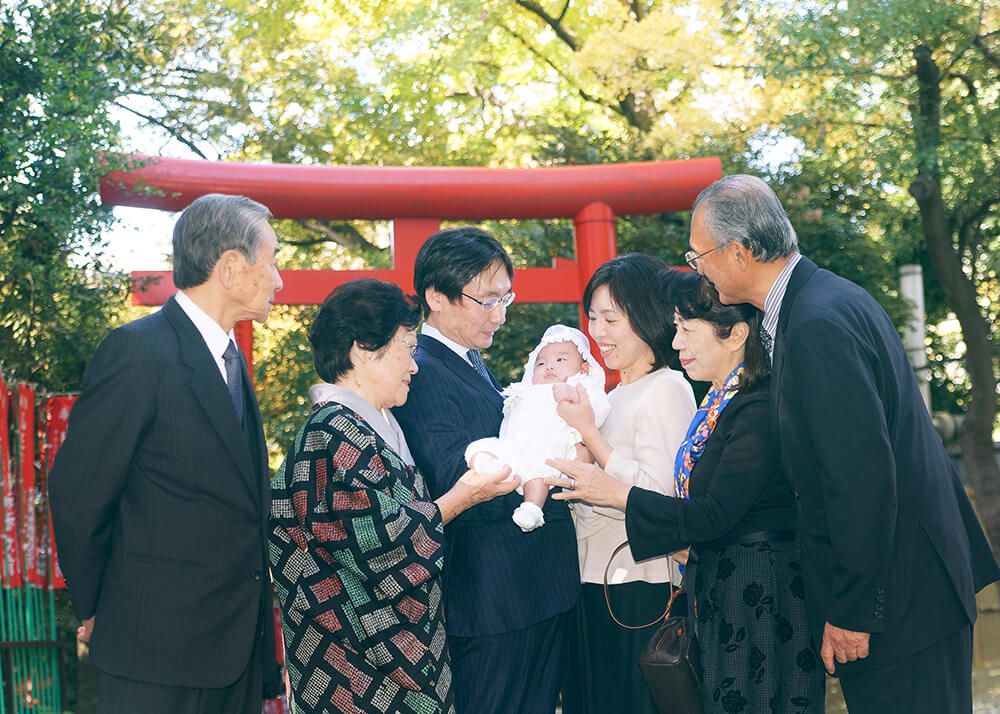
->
[465, 324, 611, 532]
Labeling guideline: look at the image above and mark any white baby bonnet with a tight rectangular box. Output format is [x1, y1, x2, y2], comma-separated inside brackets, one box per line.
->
[506, 324, 606, 394]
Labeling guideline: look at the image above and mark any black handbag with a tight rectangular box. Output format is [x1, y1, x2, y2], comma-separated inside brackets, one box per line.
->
[604, 542, 703, 714]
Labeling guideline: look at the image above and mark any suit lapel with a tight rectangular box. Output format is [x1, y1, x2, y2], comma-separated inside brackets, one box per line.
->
[418, 334, 504, 411]
[163, 298, 260, 505]
[771, 256, 818, 472]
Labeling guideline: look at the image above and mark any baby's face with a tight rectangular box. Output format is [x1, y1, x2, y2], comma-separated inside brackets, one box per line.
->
[532, 342, 587, 384]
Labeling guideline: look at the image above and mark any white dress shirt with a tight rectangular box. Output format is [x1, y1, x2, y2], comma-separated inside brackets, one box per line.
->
[421, 323, 477, 367]
[173, 290, 238, 385]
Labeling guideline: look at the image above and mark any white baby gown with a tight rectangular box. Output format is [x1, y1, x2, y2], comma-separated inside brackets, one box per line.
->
[465, 325, 611, 531]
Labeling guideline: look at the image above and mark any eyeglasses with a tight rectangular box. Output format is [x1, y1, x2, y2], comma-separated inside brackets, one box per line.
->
[684, 246, 719, 270]
[395, 338, 419, 358]
[462, 291, 516, 311]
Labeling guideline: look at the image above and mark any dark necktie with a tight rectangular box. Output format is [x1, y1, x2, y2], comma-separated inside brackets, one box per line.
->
[761, 327, 774, 365]
[223, 340, 245, 423]
[467, 349, 493, 385]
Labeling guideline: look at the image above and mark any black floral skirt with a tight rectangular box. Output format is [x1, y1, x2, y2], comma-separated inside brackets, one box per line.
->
[693, 540, 824, 714]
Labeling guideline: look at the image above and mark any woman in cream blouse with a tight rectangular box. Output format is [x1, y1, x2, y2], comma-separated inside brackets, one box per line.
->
[557, 254, 696, 714]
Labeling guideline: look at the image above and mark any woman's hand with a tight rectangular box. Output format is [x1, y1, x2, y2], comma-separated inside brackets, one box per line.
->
[543, 457, 631, 511]
[458, 466, 519, 506]
[556, 384, 596, 432]
[437, 466, 519, 525]
[670, 548, 689, 566]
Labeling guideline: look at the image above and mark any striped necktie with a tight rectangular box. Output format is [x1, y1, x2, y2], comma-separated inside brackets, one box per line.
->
[467, 349, 493, 385]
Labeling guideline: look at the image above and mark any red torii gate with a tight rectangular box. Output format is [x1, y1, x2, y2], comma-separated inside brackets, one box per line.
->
[101, 155, 722, 377]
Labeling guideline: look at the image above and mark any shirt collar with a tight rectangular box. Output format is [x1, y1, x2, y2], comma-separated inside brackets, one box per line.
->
[761, 252, 802, 339]
[173, 290, 237, 361]
[421, 323, 475, 363]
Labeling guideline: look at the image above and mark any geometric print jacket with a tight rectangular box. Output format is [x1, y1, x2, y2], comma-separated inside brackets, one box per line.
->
[269, 402, 456, 714]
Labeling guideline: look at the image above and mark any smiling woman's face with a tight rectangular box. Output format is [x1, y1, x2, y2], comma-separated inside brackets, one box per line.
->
[586, 285, 654, 382]
[672, 313, 744, 387]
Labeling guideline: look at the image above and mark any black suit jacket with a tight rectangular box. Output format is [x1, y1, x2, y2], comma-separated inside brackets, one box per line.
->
[49, 297, 279, 689]
[627, 384, 797, 560]
[393, 334, 580, 637]
[771, 257, 999, 672]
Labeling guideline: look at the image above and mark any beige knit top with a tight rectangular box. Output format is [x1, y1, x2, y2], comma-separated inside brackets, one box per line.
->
[572, 368, 696, 585]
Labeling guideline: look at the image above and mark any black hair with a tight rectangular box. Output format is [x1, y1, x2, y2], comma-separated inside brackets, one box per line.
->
[310, 279, 421, 383]
[413, 226, 514, 317]
[667, 271, 769, 391]
[582, 253, 680, 371]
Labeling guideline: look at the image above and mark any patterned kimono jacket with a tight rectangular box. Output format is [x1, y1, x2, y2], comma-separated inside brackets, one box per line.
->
[269, 402, 454, 714]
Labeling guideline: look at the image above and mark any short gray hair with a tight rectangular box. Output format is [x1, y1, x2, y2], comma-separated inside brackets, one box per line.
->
[172, 194, 273, 289]
[692, 175, 798, 261]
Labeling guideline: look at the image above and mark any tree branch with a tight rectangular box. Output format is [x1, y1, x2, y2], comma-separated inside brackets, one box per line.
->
[717, 62, 906, 81]
[514, 0, 579, 50]
[112, 101, 209, 159]
[498, 22, 612, 113]
[972, 33, 1000, 70]
[956, 194, 1000, 254]
[618, 91, 652, 132]
[296, 220, 382, 252]
[557, 0, 571, 22]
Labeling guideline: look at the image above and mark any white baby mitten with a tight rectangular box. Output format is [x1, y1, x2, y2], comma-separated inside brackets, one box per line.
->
[469, 450, 505, 474]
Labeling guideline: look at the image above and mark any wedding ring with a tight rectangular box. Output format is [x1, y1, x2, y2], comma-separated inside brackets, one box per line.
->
[570, 478, 577, 489]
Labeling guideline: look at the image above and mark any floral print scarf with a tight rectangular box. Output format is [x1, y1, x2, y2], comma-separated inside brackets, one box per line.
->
[673, 364, 744, 500]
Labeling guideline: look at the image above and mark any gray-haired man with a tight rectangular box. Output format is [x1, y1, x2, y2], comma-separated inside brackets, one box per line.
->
[50, 194, 285, 713]
[687, 174, 999, 713]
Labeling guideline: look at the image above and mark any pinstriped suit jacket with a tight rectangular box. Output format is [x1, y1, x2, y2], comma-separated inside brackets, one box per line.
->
[393, 334, 580, 637]
[49, 297, 278, 689]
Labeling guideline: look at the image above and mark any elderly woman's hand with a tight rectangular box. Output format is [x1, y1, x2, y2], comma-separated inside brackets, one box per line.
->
[555, 384, 596, 433]
[543, 457, 631, 511]
[437, 466, 519, 524]
[459, 466, 519, 506]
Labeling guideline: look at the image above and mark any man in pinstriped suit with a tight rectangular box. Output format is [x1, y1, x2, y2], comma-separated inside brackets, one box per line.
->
[49, 195, 284, 713]
[394, 226, 580, 714]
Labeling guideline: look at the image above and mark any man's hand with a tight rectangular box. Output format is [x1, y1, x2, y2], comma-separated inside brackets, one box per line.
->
[821, 621, 870, 674]
[78, 616, 95, 644]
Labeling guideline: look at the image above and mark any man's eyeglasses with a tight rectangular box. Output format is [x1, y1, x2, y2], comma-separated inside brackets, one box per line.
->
[684, 246, 719, 270]
[462, 291, 516, 311]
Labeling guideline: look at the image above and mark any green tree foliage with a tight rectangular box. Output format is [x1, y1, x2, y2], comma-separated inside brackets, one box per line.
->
[0, 0, 154, 390]
[1, 2, 159, 709]
[734, 0, 1000, 547]
[99, 1, 995, 522]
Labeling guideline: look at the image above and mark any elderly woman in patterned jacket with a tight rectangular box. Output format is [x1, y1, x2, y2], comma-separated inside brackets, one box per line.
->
[269, 278, 518, 714]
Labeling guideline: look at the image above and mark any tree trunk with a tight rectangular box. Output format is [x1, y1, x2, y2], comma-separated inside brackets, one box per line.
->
[910, 45, 1000, 554]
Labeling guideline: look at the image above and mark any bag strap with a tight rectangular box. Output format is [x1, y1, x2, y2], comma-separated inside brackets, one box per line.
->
[602, 541, 679, 630]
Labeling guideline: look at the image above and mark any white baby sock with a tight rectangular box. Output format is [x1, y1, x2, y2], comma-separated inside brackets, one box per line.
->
[512, 502, 545, 532]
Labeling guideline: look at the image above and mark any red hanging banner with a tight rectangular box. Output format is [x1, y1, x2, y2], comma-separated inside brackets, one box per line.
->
[1, 377, 22, 588]
[44, 395, 75, 590]
[16, 384, 42, 588]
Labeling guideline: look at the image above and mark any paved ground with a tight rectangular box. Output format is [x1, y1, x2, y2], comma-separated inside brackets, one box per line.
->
[825, 666, 1000, 713]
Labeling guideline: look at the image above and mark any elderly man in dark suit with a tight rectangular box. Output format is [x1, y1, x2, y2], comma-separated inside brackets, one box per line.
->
[685, 173, 999, 713]
[49, 194, 285, 713]
[393, 226, 580, 714]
